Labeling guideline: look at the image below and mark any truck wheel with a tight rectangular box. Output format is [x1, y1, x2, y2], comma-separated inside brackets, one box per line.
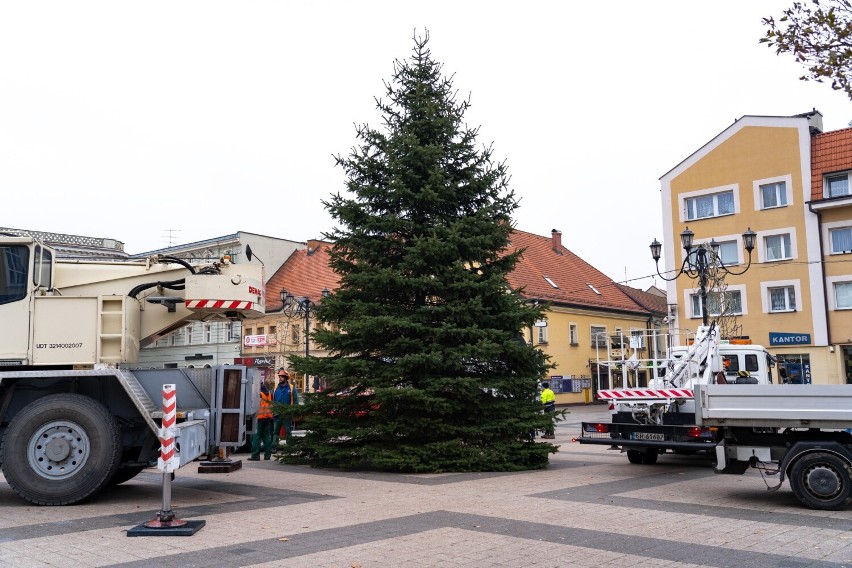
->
[789, 451, 852, 511]
[641, 451, 659, 465]
[108, 465, 147, 486]
[0, 394, 122, 505]
[627, 449, 658, 464]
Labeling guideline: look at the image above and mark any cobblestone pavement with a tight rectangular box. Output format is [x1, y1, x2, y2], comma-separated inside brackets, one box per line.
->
[1, 403, 851, 567]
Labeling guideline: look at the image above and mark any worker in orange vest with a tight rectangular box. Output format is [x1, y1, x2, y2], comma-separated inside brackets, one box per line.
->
[249, 378, 274, 460]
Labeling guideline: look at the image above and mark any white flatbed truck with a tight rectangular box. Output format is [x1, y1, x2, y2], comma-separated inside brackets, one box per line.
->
[695, 383, 852, 510]
[583, 384, 852, 510]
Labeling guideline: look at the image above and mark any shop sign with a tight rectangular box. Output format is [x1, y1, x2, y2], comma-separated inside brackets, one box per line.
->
[234, 356, 274, 367]
[244, 334, 268, 346]
[768, 332, 811, 346]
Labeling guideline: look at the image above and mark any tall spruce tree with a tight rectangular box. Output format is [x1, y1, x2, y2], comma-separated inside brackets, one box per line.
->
[280, 31, 556, 472]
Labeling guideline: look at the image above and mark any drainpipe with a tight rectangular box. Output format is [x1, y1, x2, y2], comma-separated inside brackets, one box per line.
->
[807, 201, 832, 346]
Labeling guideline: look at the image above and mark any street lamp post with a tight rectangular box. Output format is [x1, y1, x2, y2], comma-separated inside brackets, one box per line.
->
[649, 227, 757, 327]
[280, 288, 330, 389]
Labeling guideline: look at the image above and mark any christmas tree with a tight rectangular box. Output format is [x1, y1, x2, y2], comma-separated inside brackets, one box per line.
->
[280, 31, 556, 472]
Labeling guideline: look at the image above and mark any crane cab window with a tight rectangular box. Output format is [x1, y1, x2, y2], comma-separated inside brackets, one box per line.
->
[722, 355, 740, 374]
[0, 245, 29, 305]
[33, 245, 52, 289]
[745, 354, 759, 373]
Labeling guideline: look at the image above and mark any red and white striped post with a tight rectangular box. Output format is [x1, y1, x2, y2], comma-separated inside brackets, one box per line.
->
[145, 383, 186, 529]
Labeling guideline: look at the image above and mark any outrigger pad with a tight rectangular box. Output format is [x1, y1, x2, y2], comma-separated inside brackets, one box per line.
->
[197, 459, 243, 473]
[127, 520, 206, 537]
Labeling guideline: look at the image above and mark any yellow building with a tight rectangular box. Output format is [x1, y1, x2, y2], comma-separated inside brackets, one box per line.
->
[507, 229, 667, 404]
[241, 241, 338, 392]
[660, 110, 852, 384]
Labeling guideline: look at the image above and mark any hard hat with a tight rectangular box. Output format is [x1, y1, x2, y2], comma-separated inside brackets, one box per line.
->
[277, 369, 290, 379]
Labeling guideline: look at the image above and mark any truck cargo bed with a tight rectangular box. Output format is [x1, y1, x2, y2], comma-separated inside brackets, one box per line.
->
[696, 384, 852, 428]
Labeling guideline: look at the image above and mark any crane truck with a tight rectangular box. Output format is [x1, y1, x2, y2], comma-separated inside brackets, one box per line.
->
[579, 323, 776, 464]
[693, 383, 852, 511]
[0, 234, 266, 505]
[580, 323, 852, 510]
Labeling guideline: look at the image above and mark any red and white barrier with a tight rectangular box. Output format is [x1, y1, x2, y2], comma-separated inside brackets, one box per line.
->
[157, 384, 180, 473]
[185, 299, 255, 310]
[597, 388, 694, 400]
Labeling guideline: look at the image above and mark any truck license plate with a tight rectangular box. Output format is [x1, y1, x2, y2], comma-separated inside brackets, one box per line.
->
[631, 432, 664, 441]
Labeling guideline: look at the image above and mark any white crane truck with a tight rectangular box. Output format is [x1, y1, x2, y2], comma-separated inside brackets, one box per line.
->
[693, 383, 852, 510]
[580, 323, 852, 510]
[0, 234, 266, 505]
[579, 323, 776, 464]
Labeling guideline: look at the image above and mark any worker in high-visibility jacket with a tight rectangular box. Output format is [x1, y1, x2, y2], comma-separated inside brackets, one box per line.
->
[273, 369, 299, 445]
[250, 379, 274, 460]
[540, 382, 556, 439]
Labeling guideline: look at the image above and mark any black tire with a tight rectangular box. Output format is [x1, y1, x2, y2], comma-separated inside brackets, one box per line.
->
[627, 449, 658, 465]
[627, 450, 644, 464]
[0, 394, 122, 505]
[641, 450, 659, 465]
[789, 451, 852, 511]
[108, 465, 146, 486]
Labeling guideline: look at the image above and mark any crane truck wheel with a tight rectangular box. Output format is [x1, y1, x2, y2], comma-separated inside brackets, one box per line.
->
[788, 451, 852, 511]
[626, 449, 658, 464]
[0, 394, 122, 505]
[108, 465, 147, 486]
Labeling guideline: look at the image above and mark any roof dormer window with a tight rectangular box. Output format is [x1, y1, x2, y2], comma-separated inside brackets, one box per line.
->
[543, 276, 558, 288]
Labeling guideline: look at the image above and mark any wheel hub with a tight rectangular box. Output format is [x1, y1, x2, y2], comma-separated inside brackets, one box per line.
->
[805, 465, 841, 498]
[28, 421, 91, 480]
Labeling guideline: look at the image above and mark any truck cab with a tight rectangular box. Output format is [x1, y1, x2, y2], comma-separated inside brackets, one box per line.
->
[669, 343, 775, 386]
[0, 234, 266, 505]
[0, 236, 54, 365]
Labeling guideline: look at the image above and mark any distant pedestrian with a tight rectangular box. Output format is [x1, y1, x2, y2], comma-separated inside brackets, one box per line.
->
[250, 379, 274, 460]
[273, 369, 299, 445]
[540, 382, 556, 439]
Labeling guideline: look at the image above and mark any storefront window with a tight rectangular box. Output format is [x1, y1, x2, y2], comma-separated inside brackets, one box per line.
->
[777, 354, 811, 384]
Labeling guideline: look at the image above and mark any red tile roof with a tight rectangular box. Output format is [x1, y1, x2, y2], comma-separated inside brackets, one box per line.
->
[266, 240, 339, 311]
[615, 283, 668, 315]
[266, 231, 653, 316]
[811, 127, 852, 200]
[506, 229, 651, 315]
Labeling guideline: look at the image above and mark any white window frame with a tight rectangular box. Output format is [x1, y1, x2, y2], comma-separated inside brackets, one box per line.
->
[691, 233, 744, 267]
[537, 325, 548, 344]
[827, 275, 852, 310]
[569, 323, 578, 346]
[629, 329, 645, 349]
[760, 279, 800, 313]
[830, 227, 852, 254]
[824, 219, 852, 255]
[203, 323, 212, 344]
[590, 325, 607, 348]
[826, 171, 852, 198]
[684, 284, 747, 318]
[756, 227, 797, 263]
[753, 174, 793, 210]
[678, 184, 739, 222]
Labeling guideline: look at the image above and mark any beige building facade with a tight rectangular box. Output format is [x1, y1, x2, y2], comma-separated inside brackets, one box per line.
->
[660, 111, 852, 384]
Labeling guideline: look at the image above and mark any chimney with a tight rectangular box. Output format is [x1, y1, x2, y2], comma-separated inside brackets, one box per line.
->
[551, 229, 563, 255]
[795, 108, 823, 134]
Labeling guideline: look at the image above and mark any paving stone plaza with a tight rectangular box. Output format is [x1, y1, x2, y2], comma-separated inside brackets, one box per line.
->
[1, 403, 851, 567]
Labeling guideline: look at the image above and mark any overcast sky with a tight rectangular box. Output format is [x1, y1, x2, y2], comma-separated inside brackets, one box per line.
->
[2, 1, 850, 289]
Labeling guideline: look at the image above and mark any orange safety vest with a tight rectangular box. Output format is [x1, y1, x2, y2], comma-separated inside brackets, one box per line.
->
[258, 390, 273, 419]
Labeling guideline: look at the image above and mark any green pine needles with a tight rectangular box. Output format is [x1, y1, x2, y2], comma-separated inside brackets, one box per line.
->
[278, 31, 557, 472]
